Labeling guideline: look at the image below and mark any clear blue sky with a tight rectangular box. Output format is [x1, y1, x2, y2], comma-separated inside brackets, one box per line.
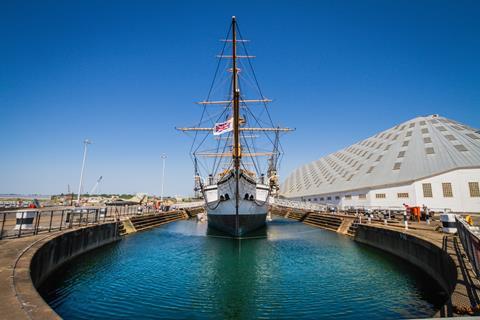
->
[1, 0, 479, 196]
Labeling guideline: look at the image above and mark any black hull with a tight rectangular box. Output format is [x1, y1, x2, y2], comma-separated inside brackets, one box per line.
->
[208, 213, 267, 237]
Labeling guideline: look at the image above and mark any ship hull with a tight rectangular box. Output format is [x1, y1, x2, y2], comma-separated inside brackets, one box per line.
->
[207, 198, 268, 236]
[204, 172, 269, 237]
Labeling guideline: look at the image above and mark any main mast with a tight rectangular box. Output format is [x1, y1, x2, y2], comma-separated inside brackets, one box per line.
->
[232, 16, 240, 235]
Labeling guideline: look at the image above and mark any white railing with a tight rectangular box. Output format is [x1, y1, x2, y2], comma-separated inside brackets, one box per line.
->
[171, 201, 204, 209]
[270, 198, 326, 211]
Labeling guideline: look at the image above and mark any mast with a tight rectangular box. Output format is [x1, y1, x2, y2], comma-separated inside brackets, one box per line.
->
[232, 16, 240, 236]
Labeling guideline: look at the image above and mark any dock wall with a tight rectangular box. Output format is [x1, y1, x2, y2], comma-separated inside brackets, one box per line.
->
[30, 222, 120, 287]
[354, 224, 457, 296]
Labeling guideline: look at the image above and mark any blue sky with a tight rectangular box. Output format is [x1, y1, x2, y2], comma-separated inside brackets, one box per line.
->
[1, 0, 479, 196]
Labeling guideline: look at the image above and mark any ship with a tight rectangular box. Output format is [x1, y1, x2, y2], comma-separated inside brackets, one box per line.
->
[177, 16, 293, 237]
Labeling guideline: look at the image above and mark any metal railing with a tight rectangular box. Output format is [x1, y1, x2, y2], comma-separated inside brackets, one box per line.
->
[456, 215, 480, 277]
[270, 198, 326, 212]
[0, 205, 158, 240]
[171, 201, 205, 209]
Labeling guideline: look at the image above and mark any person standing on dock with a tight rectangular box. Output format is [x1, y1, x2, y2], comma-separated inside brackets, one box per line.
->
[423, 204, 430, 225]
[402, 203, 409, 230]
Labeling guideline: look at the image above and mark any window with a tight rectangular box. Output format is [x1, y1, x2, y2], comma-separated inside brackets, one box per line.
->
[392, 134, 399, 140]
[409, 122, 415, 128]
[320, 197, 325, 201]
[402, 141, 409, 147]
[327, 196, 332, 200]
[376, 155, 383, 161]
[420, 121, 426, 126]
[421, 128, 429, 134]
[375, 193, 386, 199]
[454, 144, 468, 152]
[406, 131, 412, 137]
[358, 194, 367, 199]
[367, 166, 375, 174]
[393, 162, 402, 170]
[345, 195, 352, 200]
[422, 183, 433, 198]
[314, 198, 317, 201]
[466, 133, 479, 140]
[397, 151, 405, 158]
[445, 134, 456, 141]
[424, 137, 432, 143]
[425, 147, 435, 154]
[335, 196, 340, 200]
[384, 144, 391, 151]
[437, 126, 447, 131]
[469, 182, 480, 197]
[397, 192, 409, 198]
[442, 183, 453, 197]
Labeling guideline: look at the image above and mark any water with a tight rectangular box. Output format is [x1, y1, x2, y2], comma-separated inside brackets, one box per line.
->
[39, 217, 446, 319]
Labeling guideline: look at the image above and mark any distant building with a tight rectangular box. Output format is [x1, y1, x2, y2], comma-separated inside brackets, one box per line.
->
[281, 115, 480, 213]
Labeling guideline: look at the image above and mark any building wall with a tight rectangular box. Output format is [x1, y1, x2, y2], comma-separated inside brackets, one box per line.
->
[288, 168, 480, 213]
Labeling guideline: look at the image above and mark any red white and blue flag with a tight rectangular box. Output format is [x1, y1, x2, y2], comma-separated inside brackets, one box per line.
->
[213, 118, 233, 135]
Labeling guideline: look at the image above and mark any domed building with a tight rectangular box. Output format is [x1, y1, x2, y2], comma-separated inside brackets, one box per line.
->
[281, 115, 480, 213]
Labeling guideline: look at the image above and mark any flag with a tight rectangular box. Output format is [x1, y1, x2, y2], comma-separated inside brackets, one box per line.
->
[213, 118, 233, 135]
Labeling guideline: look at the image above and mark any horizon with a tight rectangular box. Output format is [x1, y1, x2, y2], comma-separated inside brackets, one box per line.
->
[1, 0, 479, 196]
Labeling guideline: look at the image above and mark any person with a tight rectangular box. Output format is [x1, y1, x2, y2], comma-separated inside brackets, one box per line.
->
[402, 203, 409, 230]
[423, 204, 430, 225]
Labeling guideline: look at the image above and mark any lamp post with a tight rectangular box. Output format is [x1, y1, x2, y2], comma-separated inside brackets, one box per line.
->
[161, 154, 167, 202]
[77, 139, 92, 204]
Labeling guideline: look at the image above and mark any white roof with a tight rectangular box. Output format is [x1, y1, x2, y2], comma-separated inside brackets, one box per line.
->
[281, 115, 480, 198]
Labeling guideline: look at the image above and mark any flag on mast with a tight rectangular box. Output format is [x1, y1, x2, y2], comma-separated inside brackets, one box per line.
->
[213, 118, 233, 135]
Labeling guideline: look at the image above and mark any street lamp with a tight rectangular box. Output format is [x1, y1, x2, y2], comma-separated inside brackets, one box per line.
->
[77, 139, 92, 204]
[161, 153, 167, 202]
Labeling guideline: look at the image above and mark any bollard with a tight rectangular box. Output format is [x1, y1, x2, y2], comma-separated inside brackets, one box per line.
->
[403, 211, 408, 230]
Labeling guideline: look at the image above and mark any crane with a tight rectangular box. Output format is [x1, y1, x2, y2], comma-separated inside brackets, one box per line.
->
[89, 176, 103, 195]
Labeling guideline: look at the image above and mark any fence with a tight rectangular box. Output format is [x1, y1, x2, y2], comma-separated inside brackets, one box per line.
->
[0, 205, 156, 240]
[456, 215, 480, 277]
[270, 198, 326, 212]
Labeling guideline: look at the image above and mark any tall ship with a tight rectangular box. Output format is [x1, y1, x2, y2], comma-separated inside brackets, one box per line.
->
[178, 17, 293, 237]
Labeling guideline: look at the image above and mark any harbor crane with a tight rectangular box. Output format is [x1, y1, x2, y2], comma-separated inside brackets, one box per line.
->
[89, 176, 103, 195]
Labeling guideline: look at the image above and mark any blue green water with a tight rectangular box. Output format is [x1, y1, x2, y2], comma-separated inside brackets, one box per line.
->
[39, 217, 445, 319]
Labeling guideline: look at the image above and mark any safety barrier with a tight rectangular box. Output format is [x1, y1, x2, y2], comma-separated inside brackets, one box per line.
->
[0, 205, 156, 240]
[270, 198, 326, 211]
[456, 215, 480, 277]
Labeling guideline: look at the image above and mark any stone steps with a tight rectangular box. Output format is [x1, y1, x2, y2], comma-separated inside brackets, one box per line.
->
[347, 218, 360, 237]
[286, 210, 308, 221]
[303, 214, 343, 232]
[131, 211, 186, 231]
[118, 211, 188, 235]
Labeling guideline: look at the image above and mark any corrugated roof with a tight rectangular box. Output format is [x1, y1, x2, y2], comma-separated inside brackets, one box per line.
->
[281, 115, 480, 197]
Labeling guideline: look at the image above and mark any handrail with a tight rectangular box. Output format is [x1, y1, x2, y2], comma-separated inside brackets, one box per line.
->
[0, 204, 168, 240]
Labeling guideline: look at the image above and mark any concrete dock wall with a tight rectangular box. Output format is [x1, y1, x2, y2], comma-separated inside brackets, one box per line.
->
[354, 224, 457, 295]
[30, 222, 120, 287]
